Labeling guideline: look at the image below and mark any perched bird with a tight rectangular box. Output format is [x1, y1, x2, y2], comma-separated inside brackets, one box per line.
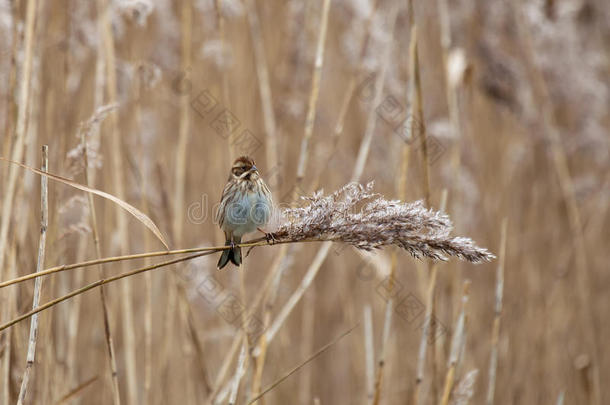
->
[215, 156, 273, 269]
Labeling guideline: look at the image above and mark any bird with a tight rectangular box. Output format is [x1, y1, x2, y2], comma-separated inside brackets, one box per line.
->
[215, 156, 273, 269]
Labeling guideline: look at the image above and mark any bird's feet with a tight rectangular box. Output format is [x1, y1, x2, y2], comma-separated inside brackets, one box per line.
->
[258, 227, 277, 245]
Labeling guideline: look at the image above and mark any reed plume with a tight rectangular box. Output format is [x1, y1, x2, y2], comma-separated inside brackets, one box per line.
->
[271, 182, 495, 263]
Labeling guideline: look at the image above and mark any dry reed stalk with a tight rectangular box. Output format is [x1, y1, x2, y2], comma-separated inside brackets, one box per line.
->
[16, 146, 48, 405]
[0, 0, 37, 296]
[65, 239, 87, 388]
[0, 156, 168, 247]
[134, 66, 155, 405]
[215, 0, 236, 162]
[0, 0, 19, 183]
[310, 0, 381, 192]
[295, 0, 331, 186]
[371, 294, 393, 405]
[372, 5, 415, 402]
[1, 246, 13, 403]
[435, 0, 464, 187]
[486, 218, 507, 405]
[414, 263, 437, 405]
[52, 376, 99, 405]
[247, 324, 358, 405]
[228, 339, 249, 405]
[175, 283, 198, 403]
[352, 4, 397, 183]
[184, 302, 212, 397]
[440, 280, 470, 405]
[1, 240, 18, 403]
[173, 0, 192, 247]
[245, 0, 278, 197]
[0, 243, 271, 289]
[0, 1, 37, 401]
[229, 265, 251, 403]
[0, 251, 218, 333]
[299, 288, 316, 404]
[410, 19, 441, 405]
[66, 35, 107, 395]
[408, 27, 429, 207]
[364, 305, 375, 404]
[249, 246, 288, 401]
[511, 3, 601, 404]
[97, 0, 138, 401]
[171, 3, 198, 401]
[206, 330, 242, 405]
[81, 107, 121, 405]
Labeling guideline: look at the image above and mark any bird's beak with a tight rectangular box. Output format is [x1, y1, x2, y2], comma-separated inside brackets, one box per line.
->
[250, 165, 257, 172]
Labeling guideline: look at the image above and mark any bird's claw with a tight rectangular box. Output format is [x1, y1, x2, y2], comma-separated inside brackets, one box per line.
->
[257, 227, 276, 245]
[264, 232, 276, 245]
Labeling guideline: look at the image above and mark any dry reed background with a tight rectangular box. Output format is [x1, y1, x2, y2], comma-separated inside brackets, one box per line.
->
[0, 0, 609, 404]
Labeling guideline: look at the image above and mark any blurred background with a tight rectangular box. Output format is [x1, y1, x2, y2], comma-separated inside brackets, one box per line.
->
[0, 0, 608, 404]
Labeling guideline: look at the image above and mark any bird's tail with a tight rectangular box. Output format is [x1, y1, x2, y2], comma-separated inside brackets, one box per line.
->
[217, 236, 242, 269]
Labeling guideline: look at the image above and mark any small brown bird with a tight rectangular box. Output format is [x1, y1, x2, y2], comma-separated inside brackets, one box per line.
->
[215, 156, 273, 269]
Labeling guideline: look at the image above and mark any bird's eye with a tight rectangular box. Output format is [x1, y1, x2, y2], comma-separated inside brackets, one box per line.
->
[232, 167, 244, 176]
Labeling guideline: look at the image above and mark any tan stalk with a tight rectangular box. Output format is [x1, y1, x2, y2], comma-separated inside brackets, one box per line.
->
[82, 108, 121, 404]
[364, 305, 375, 404]
[97, 0, 139, 400]
[372, 5, 413, 403]
[0, 240, 274, 289]
[1, 244, 16, 405]
[215, 0, 236, 161]
[0, 0, 36, 402]
[0, 251, 218, 333]
[52, 376, 99, 405]
[299, 288, 316, 404]
[66, 32, 106, 394]
[0, 0, 38, 296]
[248, 324, 358, 405]
[135, 79, 155, 405]
[205, 328, 242, 404]
[173, 0, 192, 247]
[440, 280, 471, 405]
[0, 0, 19, 168]
[228, 339, 249, 405]
[245, 0, 278, 197]
[486, 218, 508, 405]
[295, 0, 331, 186]
[410, 22, 440, 405]
[352, 4, 398, 183]
[16, 146, 48, 405]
